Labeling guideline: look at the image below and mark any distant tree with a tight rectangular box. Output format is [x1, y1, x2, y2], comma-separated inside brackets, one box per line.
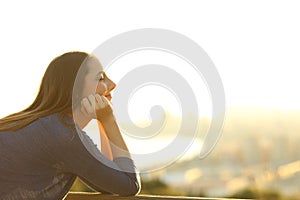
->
[228, 187, 285, 200]
[140, 178, 183, 196]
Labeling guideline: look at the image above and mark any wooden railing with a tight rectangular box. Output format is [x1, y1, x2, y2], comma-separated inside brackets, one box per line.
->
[65, 192, 251, 200]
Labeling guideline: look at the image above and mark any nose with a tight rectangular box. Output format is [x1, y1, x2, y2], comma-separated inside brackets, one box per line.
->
[106, 76, 116, 92]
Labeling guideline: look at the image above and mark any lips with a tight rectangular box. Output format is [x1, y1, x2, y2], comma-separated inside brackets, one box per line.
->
[104, 94, 112, 100]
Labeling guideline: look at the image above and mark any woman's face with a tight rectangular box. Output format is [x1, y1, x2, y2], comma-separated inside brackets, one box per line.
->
[82, 56, 116, 101]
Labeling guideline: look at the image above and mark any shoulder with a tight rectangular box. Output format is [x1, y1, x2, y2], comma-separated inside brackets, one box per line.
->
[37, 113, 76, 141]
[38, 113, 74, 127]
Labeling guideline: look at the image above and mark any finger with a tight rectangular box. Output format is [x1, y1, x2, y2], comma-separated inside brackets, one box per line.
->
[95, 93, 103, 103]
[95, 94, 103, 109]
[81, 98, 94, 114]
[95, 94, 109, 109]
[81, 104, 89, 116]
[87, 94, 96, 110]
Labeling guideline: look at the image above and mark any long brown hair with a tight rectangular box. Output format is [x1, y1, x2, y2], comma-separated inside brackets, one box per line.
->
[0, 51, 91, 131]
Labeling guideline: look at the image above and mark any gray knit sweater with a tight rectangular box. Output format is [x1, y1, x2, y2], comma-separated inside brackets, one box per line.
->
[0, 113, 140, 199]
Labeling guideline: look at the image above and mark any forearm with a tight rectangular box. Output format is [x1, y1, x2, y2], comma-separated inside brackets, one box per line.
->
[95, 97, 131, 159]
[99, 117, 131, 159]
[98, 121, 113, 160]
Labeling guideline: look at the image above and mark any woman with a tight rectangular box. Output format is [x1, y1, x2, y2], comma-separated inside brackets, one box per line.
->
[0, 52, 141, 199]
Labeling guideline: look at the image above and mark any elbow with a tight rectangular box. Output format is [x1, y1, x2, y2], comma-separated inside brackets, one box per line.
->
[129, 181, 141, 196]
[119, 179, 141, 196]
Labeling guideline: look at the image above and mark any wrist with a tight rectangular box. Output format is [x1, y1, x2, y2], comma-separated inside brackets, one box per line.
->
[96, 106, 114, 123]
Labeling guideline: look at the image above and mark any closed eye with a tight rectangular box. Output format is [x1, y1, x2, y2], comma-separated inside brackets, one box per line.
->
[97, 73, 105, 81]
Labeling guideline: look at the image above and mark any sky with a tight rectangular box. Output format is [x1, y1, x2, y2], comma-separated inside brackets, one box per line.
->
[1, 1, 300, 119]
[1, 0, 300, 171]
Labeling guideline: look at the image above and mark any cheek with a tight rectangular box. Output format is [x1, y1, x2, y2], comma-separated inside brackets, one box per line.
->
[82, 81, 97, 96]
[96, 82, 107, 94]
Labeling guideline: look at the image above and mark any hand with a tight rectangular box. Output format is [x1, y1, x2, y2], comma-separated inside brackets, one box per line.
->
[81, 94, 113, 121]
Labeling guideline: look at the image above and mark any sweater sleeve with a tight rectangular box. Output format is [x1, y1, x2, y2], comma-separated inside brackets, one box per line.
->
[50, 122, 141, 196]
